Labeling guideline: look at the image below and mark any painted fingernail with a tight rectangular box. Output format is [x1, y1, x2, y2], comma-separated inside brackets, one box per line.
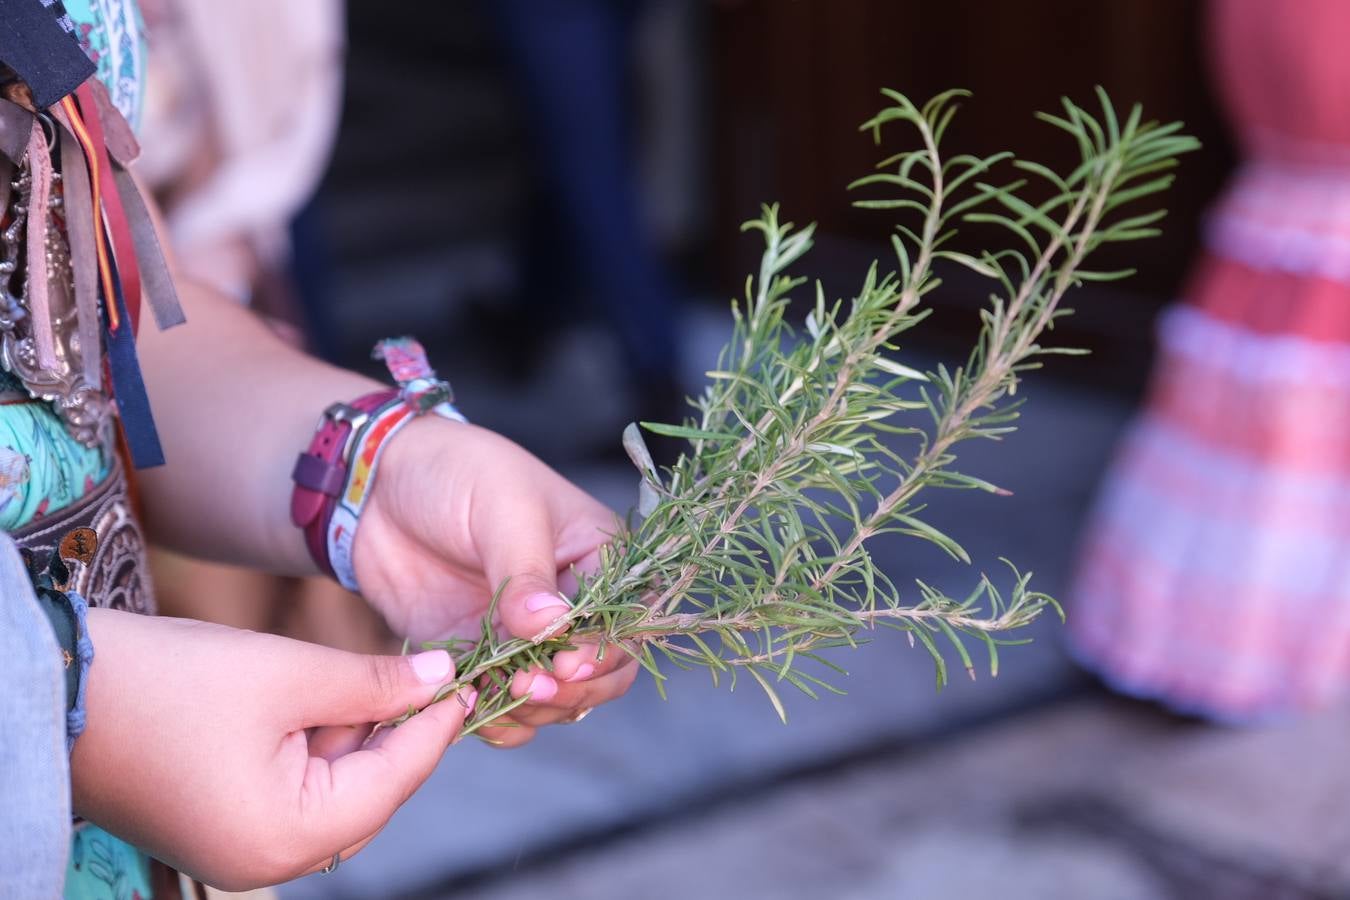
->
[525, 592, 571, 613]
[564, 662, 595, 683]
[528, 673, 559, 702]
[459, 689, 479, 713]
[409, 650, 452, 685]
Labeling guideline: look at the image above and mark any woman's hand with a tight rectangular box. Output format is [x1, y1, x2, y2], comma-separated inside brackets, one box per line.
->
[132, 277, 637, 742]
[72, 608, 472, 891]
[354, 417, 639, 746]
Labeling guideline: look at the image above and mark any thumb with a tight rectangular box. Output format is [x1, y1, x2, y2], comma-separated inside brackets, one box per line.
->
[301, 687, 475, 860]
[296, 648, 457, 730]
[481, 509, 571, 642]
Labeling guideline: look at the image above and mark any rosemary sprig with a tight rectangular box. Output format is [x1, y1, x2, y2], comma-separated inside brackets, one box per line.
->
[418, 88, 1197, 730]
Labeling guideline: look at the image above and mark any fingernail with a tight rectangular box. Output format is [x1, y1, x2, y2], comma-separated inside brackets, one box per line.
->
[460, 688, 479, 713]
[564, 663, 595, 683]
[525, 592, 571, 613]
[528, 673, 559, 702]
[409, 650, 452, 685]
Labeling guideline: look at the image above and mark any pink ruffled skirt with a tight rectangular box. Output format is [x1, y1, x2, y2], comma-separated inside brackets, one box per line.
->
[1069, 161, 1350, 721]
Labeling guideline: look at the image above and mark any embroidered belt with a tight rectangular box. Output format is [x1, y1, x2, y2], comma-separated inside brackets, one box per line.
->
[8, 455, 154, 614]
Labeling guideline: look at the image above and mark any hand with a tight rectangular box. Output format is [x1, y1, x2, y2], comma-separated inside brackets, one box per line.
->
[72, 608, 472, 891]
[354, 418, 639, 746]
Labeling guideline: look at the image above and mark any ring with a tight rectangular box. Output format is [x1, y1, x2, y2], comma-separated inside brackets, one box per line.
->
[322, 852, 342, 875]
[562, 707, 593, 725]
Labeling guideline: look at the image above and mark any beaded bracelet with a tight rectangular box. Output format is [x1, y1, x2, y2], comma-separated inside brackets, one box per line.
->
[24, 545, 96, 753]
[291, 338, 464, 592]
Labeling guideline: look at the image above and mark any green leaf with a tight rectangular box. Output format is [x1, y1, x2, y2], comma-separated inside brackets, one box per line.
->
[1074, 268, 1138, 282]
[873, 356, 930, 381]
[935, 250, 1001, 279]
[747, 666, 789, 723]
[640, 422, 742, 441]
[891, 513, 971, 563]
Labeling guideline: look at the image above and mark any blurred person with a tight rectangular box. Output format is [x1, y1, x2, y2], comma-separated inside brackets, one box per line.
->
[135, 0, 340, 310]
[485, 0, 688, 442]
[0, 0, 635, 895]
[133, 0, 390, 652]
[1069, 0, 1350, 722]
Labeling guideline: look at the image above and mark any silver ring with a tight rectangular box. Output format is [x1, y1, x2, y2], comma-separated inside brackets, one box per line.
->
[322, 852, 342, 875]
[562, 707, 594, 725]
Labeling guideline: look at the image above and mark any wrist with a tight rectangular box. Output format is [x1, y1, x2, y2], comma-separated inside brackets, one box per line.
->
[69, 607, 126, 817]
[289, 338, 465, 592]
[362, 414, 466, 530]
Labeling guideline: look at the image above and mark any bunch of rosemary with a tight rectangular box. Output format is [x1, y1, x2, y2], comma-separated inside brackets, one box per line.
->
[426, 88, 1197, 734]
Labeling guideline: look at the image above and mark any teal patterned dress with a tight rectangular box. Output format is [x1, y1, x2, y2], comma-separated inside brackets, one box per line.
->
[3, 3, 155, 896]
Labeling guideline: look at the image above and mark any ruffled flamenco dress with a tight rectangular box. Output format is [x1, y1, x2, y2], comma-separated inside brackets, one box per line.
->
[1068, 0, 1350, 722]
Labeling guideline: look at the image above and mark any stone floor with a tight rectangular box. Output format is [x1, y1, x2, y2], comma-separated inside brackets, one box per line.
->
[447, 697, 1350, 900]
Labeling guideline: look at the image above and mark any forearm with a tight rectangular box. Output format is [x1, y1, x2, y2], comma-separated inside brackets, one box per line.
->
[134, 278, 380, 573]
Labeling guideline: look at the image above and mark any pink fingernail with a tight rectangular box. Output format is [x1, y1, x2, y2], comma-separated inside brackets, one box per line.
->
[565, 663, 595, 683]
[461, 689, 479, 713]
[525, 592, 571, 613]
[409, 650, 452, 685]
[529, 673, 559, 702]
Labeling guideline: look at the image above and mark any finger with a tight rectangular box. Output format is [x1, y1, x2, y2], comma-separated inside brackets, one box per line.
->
[500, 644, 632, 725]
[509, 666, 560, 705]
[301, 689, 475, 853]
[475, 720, 537, 749]
[478, 499, 573, 642]
[499, 642, 627, 707]
[308, 724, 374, 764]
[550, 640, 630, 684]
[507, 664, 639, 727]
[296, 648, 456, 730]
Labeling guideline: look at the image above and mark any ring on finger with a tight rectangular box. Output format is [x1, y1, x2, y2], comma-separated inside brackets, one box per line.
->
[322, 852, 341, 875]
[561, 707, 594, 725]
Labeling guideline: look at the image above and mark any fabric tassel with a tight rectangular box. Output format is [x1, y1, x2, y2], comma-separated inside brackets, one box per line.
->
[102, 249, 163, 468]
[24, 122, 57, 369]
[70, 83, 141, 335]
[54, 90, 181, 336]
[77, 73, 181, 331]
[55, 116, 103, 388]
[56, 94, 120, 334]
[84, 79, 139, 165]
[111, 165, 184, 331]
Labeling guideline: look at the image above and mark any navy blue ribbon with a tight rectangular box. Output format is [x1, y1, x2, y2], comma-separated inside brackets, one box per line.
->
[102, 253, 164, 468]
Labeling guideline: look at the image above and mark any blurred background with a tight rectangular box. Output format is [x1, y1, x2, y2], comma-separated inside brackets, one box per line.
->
[142, 0, 1350, 897]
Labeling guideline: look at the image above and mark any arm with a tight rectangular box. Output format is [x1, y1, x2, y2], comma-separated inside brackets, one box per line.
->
[133, 277, 375, 574]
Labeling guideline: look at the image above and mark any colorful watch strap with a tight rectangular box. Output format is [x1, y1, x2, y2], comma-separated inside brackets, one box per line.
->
[289, 338, 465, 592]
[290, 391, 397, 577]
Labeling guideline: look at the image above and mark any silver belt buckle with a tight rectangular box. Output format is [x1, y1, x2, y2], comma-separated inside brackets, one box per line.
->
[321, 402, 372, 462]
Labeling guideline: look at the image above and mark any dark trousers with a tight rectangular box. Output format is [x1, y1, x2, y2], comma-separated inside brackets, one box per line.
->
[489, 0, 680, 389]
